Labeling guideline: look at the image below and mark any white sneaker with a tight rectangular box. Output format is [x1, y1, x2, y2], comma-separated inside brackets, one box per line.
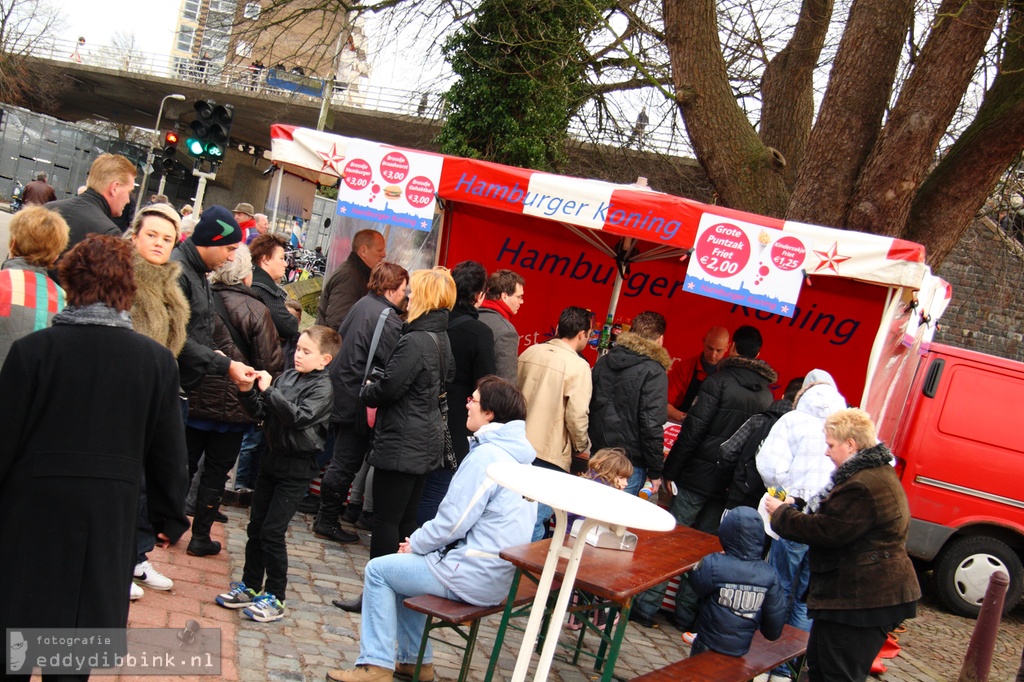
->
[130, 582, 144, 601]
[134, 560, 173, 590]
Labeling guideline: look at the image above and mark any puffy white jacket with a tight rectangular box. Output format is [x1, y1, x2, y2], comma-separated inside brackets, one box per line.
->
[408, 420, 537, 606]
[756, 377, 846, 502]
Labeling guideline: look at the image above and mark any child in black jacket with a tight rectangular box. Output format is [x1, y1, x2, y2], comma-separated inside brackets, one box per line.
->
[214, 325, 341, 623]
[689, 506, 787, 656]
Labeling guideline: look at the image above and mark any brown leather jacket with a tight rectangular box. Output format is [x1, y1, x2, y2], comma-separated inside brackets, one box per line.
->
[187, 284, 284, 423]
[771, 444, 922, 611]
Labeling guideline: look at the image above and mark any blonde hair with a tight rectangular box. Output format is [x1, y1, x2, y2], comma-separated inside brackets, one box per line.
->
[9, 206, 70, 267]
[211, 244, 253, 285]
[407, 266, 456, 323]
[86, 154, 137, 194]
[824, 408, 878, 451]
[587, 447, 633, 487]
[127, 203, 181, 240]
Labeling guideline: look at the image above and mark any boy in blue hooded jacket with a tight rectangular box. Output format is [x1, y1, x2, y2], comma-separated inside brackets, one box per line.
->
[689, 506, 787, 656]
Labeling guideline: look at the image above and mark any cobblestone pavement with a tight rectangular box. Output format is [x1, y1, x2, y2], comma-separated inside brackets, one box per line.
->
[119, 504, 1023, 682]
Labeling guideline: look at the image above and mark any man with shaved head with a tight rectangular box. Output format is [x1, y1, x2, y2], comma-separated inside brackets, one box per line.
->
[666, 325, 730, 422]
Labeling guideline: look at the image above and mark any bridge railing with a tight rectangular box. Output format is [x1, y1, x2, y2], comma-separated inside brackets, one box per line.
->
[28, 37, 690, 156]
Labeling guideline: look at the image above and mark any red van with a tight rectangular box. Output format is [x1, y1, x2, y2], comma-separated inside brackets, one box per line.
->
[888, 343, 1024, 617]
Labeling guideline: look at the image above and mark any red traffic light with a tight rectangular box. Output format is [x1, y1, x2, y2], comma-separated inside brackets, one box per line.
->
[165, 131, 179, 145]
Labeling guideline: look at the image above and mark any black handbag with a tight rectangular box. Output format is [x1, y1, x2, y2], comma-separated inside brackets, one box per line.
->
[426, 331, 458, 471]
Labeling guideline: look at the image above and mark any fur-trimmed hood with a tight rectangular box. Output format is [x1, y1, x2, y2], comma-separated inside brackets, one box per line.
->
[131, 252, 189, 357]
[611, 331, 672, 370]
[717, 355, 778, 385]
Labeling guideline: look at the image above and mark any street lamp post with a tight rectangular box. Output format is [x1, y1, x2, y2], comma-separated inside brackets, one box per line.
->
[135, 93, 186, 216]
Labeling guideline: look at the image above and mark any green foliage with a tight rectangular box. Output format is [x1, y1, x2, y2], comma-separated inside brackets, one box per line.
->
[436, 0, 610, 171]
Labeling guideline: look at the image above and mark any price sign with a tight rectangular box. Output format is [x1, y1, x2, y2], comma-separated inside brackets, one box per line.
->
[405, 176, 435, 209]
[694, 223, 751, 278]
[770, 236, 806, 272]
[343, 159, 372, 191]
[380, 152, 410, 184]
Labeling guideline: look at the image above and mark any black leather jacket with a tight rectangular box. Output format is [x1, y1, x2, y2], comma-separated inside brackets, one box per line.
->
[240, 368, 333, 458]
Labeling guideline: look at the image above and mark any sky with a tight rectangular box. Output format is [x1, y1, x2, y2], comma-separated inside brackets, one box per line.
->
[56, 0, 447, 94]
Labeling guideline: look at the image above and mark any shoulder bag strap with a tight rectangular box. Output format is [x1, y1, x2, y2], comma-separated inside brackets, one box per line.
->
[425, 331, 448, 402]
[362, 307, 391, 383]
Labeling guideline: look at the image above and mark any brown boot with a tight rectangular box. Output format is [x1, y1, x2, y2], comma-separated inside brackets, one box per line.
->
[394, 662, 434, 681]
[325, 664, 394, 682]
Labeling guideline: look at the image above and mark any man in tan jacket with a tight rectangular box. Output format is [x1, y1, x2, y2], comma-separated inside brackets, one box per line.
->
[517, 306, 593, 540]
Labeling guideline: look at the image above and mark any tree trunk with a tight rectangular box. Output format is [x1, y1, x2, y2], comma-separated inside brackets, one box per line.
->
[759, 0, 834, 190]
[846, 0, 1003, 237]
[787, 0, 914, 228]
[664, 0, 789, 216]
[906, 6, 1024, 267]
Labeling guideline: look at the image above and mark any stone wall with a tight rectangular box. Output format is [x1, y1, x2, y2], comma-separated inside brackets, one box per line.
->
[933, 217, 1024, 362]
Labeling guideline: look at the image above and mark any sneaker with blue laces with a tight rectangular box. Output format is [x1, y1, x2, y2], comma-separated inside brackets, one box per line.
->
[243, 593, 285, 622]
[215, 582, 260, 609]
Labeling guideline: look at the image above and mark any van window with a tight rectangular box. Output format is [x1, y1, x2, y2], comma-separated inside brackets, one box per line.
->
[938, 367, 1024, 453]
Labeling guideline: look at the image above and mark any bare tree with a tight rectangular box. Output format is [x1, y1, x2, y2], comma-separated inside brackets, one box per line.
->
[97, 30, 145, 71]
[0, 0, 67, 110]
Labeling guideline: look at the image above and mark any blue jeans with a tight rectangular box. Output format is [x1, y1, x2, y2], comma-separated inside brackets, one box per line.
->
[417, 468, 455, 526]
[356, 553, 457, 669]
[624, 466, 647, 496]
[235, 428, 265, 490]
[769, 537, 812, 677]
[530, 459, 568, 541]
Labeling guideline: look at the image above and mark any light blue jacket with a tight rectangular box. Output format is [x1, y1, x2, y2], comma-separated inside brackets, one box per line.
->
[408, 420, 537, 606]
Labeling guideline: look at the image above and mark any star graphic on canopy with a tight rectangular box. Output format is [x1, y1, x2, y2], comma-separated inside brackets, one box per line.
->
[338, 205, 347, 214]
[781, 305, 790, 314]
[420, 220, 430, 230]
[686, 281, 696, 290]
[317, 143, 345, 175]
[812, 242, 851, 274]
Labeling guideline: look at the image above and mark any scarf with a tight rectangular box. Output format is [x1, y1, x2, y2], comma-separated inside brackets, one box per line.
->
[805, 442, 893, 514]
[52, 302, 133, 329]
[481, 298, 513, 320]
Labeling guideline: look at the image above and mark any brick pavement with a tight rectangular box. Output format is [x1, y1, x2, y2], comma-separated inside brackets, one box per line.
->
[112, 505, 1022, 682]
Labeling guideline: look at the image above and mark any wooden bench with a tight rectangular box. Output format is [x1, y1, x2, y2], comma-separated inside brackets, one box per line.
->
[633, 625, 809, 682]
[402, 580, 540, 682]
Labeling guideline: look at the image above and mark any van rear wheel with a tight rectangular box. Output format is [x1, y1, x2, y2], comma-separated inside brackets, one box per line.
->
[934, 536, 1023, 618]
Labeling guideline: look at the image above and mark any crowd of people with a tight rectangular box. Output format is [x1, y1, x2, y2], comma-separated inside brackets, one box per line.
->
[0, 153, 922, 682]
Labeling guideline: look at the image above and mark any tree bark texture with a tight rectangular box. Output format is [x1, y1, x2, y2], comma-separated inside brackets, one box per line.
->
[664, 0, 789, 217]
[759, 0, 834, 190]
[787, 0, 914, 228]
[846, 0, 1003, 237]
[906, 6, 1024, 267]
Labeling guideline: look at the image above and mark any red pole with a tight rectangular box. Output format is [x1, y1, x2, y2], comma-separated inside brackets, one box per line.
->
[957, 571, 1009, 682]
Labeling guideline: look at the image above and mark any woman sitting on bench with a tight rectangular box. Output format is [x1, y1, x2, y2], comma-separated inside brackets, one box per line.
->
[327, 376, 537, 682]
[764, 409, 920, 682]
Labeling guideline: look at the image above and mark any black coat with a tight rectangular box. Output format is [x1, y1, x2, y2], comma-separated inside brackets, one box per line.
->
[241, 369, 333, 458]
[447, 304, 496, 462]
[588, 332, 671, 478]
[663, 356, 777, 497]
[188, 284, 285, 423]
[316, 250, 372, 330]
[50, 188, 121, 254]
[171, 239, 231, 389]
[330, 291, 404, 424]
[361, 309, 455, 475]
[0, 324, 189, 632]
[251, 265, 299, 345]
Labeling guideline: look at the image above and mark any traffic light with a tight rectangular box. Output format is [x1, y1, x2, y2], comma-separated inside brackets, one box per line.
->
[187, 99, 234, 162]
[160, 131, 178, 172]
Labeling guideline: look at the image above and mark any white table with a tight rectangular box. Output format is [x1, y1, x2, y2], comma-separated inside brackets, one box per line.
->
[487, 461, 675, 682]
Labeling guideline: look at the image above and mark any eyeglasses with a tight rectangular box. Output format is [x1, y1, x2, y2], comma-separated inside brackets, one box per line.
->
[467, 396, 480, 405]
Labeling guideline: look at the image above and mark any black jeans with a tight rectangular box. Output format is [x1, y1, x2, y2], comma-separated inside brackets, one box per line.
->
[370, 468, 427, 559]
[186, 426, 245, 496]
[243, 454, 319, 602]
[806, 619, 892, 682]
[320, 423, 371, 504]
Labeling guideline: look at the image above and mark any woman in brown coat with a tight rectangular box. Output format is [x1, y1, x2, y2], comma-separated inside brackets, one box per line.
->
[765, 408, 921, 682]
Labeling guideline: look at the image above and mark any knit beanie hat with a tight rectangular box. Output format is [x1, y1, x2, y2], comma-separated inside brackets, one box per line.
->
[191, 205, 243, 246]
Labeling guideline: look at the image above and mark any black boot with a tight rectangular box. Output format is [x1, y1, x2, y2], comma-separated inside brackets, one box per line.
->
[187, 487, 223, 556]
[332, 594, 362, 613]
[314, 489, 359, 543]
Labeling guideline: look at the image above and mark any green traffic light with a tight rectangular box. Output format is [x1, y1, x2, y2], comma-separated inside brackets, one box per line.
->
[207, 144, 223, 159]
[186, 138, 204, 156]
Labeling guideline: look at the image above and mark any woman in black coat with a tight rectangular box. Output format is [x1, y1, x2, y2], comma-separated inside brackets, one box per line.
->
[0, 236, 189, 668]
[416, 260, 495, 525]
[361, 267, 456, 559]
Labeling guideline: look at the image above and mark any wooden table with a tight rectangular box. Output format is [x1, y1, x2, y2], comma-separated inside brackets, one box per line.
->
[484, 525, 723, 682]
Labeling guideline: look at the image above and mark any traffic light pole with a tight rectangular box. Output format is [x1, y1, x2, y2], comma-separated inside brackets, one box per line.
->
[192, 167, 218, 215]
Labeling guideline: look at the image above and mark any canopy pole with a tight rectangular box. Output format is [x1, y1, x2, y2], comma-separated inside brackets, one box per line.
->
[270, 167, 284, 230]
